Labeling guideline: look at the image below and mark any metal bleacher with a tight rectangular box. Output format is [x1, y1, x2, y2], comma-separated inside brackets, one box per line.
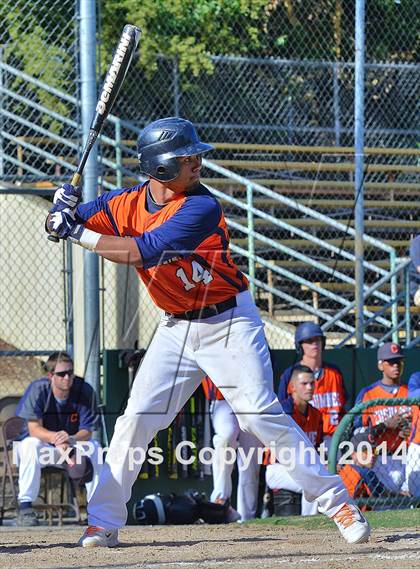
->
[1, 61, 419, 348]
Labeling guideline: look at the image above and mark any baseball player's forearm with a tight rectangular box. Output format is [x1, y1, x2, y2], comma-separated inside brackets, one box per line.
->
[93, 234, 143, 266]
[73, 428, 92, 442]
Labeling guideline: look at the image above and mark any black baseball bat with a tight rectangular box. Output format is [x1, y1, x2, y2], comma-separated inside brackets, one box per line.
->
[48, 24, 141, 242]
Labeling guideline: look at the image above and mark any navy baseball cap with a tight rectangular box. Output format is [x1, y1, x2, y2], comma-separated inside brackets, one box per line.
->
[377, 342, 404, 362]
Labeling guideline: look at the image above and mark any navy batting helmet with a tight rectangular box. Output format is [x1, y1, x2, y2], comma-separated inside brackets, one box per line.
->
[133, 492, 200, 525]
[295, 322, 325, 357]
[137, 117, 213, 182]
[133, 494, 166, 525]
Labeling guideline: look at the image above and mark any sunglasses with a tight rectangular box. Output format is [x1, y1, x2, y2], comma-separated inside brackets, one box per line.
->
[54, 369, 74, 377]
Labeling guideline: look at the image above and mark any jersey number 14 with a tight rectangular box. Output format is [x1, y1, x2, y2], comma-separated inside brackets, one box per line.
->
[176, 261, 213, 291]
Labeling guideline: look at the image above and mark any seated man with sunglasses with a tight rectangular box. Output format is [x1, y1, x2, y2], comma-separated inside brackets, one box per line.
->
[14, 351, 102, 526]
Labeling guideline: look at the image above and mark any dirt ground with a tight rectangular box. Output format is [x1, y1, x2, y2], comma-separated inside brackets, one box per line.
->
[1, 523, 419, 569]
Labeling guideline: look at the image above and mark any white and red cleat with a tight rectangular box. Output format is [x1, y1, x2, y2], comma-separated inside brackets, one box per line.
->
[78, 525, 119, 548]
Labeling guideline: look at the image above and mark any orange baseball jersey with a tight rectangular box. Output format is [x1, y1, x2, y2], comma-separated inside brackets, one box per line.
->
[281, 396, 324, 447]
[354, 381, 411, 453]
[201, 376, 224, 401]
[76, 183, 248, 313]
[278, 364, 346, 436]
[263, 397, 323, 464]
[409, 404, 420, 445]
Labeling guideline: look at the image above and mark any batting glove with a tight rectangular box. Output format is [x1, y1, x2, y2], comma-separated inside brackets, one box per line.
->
[47, 207, 78, 238]
[52, 183, 82, 212]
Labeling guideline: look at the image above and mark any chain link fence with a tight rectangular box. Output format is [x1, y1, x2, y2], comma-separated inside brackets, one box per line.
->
[0, 0, 77, 396]
[0, 192, 68, 397]
[98, 1, 419, 349]
[0, 1, 419, 369]
[329, 398, 420, 511]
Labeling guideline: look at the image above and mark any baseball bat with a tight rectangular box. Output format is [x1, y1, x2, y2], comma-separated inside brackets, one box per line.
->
[48, 24, 141, 242]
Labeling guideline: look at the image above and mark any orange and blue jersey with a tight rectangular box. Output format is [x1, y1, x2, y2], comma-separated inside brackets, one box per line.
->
[75, 182, 248, 313]
[339, 464, 386, 499]
[354, 381, 411, 452]
[278, 363, 346, 436]
[201, 376, 224, 401]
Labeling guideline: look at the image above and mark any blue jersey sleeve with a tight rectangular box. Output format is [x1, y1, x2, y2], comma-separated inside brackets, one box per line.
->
[135, 194, 222, 269]
[408, 372, 420, 398]
[353, 385, 372, 429]
[16, 380, 47, 421]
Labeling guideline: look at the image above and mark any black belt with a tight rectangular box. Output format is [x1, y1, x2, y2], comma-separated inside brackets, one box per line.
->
[166, 296, 237, 321]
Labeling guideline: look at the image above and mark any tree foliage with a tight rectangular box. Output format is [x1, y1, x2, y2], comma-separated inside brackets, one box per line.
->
[99, 0, 418, 75]
[1, 0, 75, 132]
[100, 0, 277, 76]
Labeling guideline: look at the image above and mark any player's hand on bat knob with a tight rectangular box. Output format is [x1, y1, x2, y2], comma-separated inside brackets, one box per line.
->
[46, 207, 78, 239]
[52, 183, 82, 211]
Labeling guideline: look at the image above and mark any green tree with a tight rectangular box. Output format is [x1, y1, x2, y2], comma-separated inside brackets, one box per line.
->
[0, 0, 75, 132]
[100, 0, 274, 76]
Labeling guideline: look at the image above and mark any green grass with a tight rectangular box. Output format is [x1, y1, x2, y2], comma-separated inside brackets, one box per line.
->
[250, 509, 420, 530]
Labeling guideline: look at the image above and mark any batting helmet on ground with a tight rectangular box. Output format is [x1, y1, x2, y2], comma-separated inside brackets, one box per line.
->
[133, 493, 200, 525]
[137, 117, 213, 182]
[295, 322, 325, 358]
[133, 494, 167, 525]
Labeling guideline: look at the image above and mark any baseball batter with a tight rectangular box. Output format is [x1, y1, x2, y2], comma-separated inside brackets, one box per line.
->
[46, 117, 370, 547]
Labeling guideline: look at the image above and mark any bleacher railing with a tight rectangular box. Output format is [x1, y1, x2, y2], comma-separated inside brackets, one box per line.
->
[0, 61, 417, 348]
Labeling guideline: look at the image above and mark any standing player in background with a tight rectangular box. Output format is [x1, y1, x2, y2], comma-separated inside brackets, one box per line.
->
[46, 117, 370, 547]
[265, 365, 323, 516]
[354, 343, 412, 494]
[408, 234, 420, 306]
[408, 370, 420, 398]
[278, 323, 346, 451]
[202, 376, 262, 521]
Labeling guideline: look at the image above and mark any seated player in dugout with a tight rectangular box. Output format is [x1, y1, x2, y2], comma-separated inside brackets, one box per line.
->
[264, 365, 324, 516]
[278, 322, 346, 451]
[14, 352, 102, 526]
[202, 376, 262, 522]
[339, 431, 408, 510]
[45, 117, 371, 547]
[353, 342, 412, 494]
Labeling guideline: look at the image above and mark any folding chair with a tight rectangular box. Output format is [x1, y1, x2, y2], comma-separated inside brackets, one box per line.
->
[0, 416, 24, 523]
[0, 416, 81, 525]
